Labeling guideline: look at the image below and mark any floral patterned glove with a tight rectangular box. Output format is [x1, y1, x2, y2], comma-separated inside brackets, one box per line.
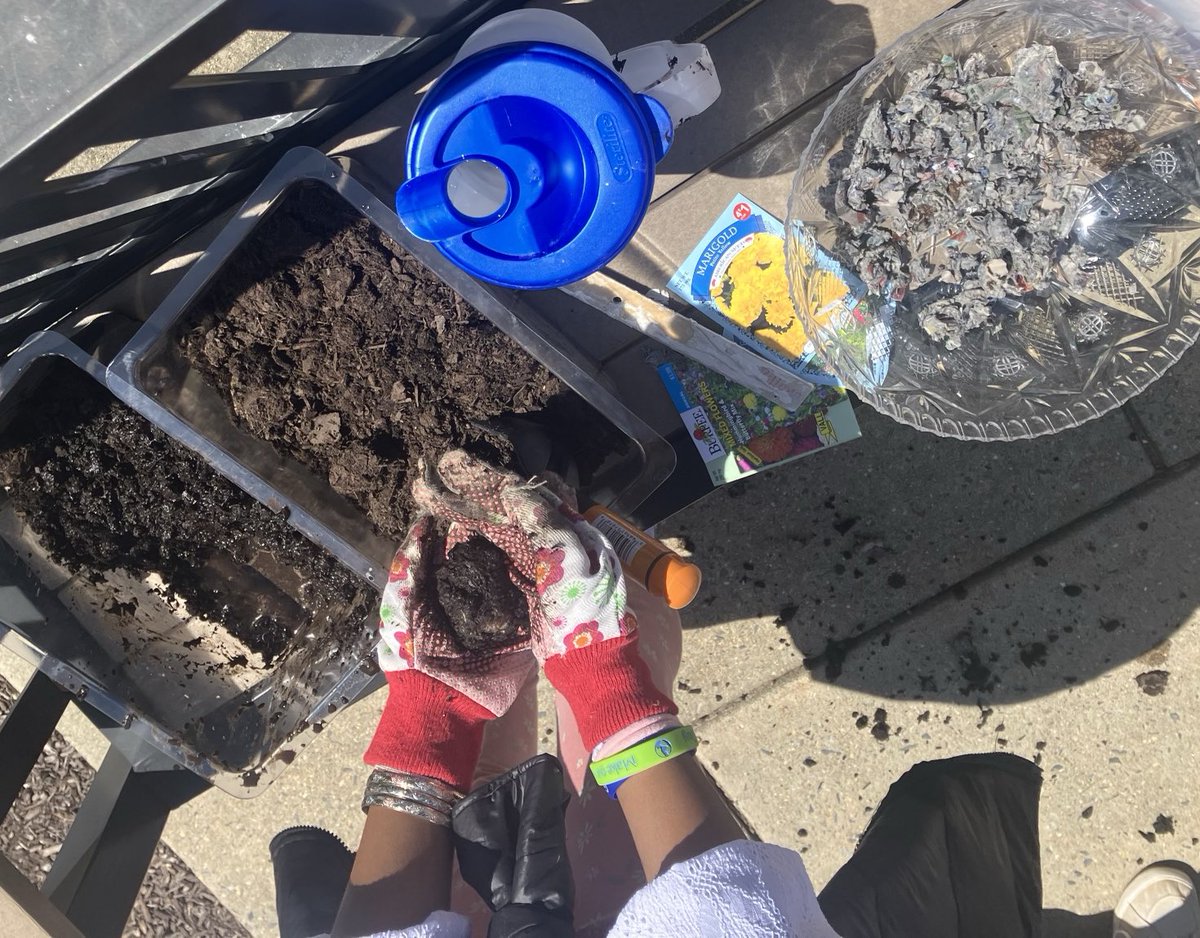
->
[414, 451, 676, 752]
[364, 515, 535, 792]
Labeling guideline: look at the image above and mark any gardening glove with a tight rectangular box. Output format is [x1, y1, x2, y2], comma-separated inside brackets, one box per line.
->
[413, 450, 676, 753]
[364, 515, 535, 792]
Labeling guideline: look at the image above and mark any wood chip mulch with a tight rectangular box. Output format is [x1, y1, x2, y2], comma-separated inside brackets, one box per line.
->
[0, 675, 254, 937]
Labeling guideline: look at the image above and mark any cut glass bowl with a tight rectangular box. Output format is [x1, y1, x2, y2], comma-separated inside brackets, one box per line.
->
[786, 0, 1200, 440]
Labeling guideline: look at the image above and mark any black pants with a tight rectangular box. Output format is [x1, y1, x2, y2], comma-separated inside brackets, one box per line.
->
[818, 753, 1044, 938]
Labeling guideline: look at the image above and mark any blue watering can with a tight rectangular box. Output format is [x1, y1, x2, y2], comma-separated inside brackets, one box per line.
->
[395, 9, 720, 289]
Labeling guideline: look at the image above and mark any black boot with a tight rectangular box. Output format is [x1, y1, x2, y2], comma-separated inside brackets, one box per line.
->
[270, 826, 355, 938]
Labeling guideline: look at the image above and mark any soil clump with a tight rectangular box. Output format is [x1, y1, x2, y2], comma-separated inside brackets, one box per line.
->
[434, 536, 529, 652]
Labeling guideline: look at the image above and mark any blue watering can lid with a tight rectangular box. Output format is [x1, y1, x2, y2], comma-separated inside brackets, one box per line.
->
[402, 41, 671, 289]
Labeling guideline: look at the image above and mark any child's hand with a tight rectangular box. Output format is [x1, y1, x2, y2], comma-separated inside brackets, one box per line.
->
[365, 514, 534, 792]
[414, 451, 675, 751]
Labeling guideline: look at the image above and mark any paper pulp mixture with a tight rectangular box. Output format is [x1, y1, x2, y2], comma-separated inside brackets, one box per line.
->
[838, 44, 1145, 349]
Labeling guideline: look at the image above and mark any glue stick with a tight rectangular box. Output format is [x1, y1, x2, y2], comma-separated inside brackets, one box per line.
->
[583, 505, 701, 609]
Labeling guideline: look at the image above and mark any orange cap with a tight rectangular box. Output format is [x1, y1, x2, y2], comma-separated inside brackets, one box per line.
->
[647, 554, 702, 609]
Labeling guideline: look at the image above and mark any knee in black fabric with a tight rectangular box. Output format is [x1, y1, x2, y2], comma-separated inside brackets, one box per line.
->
[452, 753, 574, 936]
[818, 754, 1044, 938]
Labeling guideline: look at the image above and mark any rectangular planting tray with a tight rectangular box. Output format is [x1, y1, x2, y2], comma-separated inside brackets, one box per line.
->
[0, 331, 378, 796]
[109, 146, 676, 589]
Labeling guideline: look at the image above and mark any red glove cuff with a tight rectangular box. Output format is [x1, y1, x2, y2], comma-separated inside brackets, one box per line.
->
[363, 670, 491, 792]
[542, 633, 677, 752]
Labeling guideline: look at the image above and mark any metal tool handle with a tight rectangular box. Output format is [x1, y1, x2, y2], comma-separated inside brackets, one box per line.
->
[564, 271, 816, 410]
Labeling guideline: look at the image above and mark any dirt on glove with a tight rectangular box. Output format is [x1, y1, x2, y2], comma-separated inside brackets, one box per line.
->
[434, 536, 530, 652]
[179, 183, 623, 543]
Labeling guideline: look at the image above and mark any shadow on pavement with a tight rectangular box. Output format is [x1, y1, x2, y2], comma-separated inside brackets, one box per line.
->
[802, 503, 1198, 705]
[663, 436, 1197, 705]
[654, 0, 876, 183]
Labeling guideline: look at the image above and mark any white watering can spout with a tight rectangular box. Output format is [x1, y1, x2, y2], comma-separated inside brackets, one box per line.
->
[614, 41, 721, 127]
[453, 9, 721, 129]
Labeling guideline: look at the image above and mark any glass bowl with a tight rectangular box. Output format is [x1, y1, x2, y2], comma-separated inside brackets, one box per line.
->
[786, 0, 1200, 440]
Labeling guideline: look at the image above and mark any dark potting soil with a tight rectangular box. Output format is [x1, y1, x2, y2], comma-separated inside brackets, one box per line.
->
[0, 367, 371, 665]
[435, 536, 529, 652]
[179, 184, 623, 544]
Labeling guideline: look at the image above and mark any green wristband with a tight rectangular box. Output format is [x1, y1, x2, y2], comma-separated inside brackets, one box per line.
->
[590, 726, 698, 789]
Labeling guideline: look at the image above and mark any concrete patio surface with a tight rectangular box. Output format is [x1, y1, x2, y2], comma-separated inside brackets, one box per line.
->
[5, 385, 1198, 936]
[4, 0, 1200, 934]
[686, 455, 1200, 926]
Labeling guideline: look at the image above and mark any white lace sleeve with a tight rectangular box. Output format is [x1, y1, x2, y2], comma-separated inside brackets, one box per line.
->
[609, 840, 843, 937]
[314, 909, 470, 938]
